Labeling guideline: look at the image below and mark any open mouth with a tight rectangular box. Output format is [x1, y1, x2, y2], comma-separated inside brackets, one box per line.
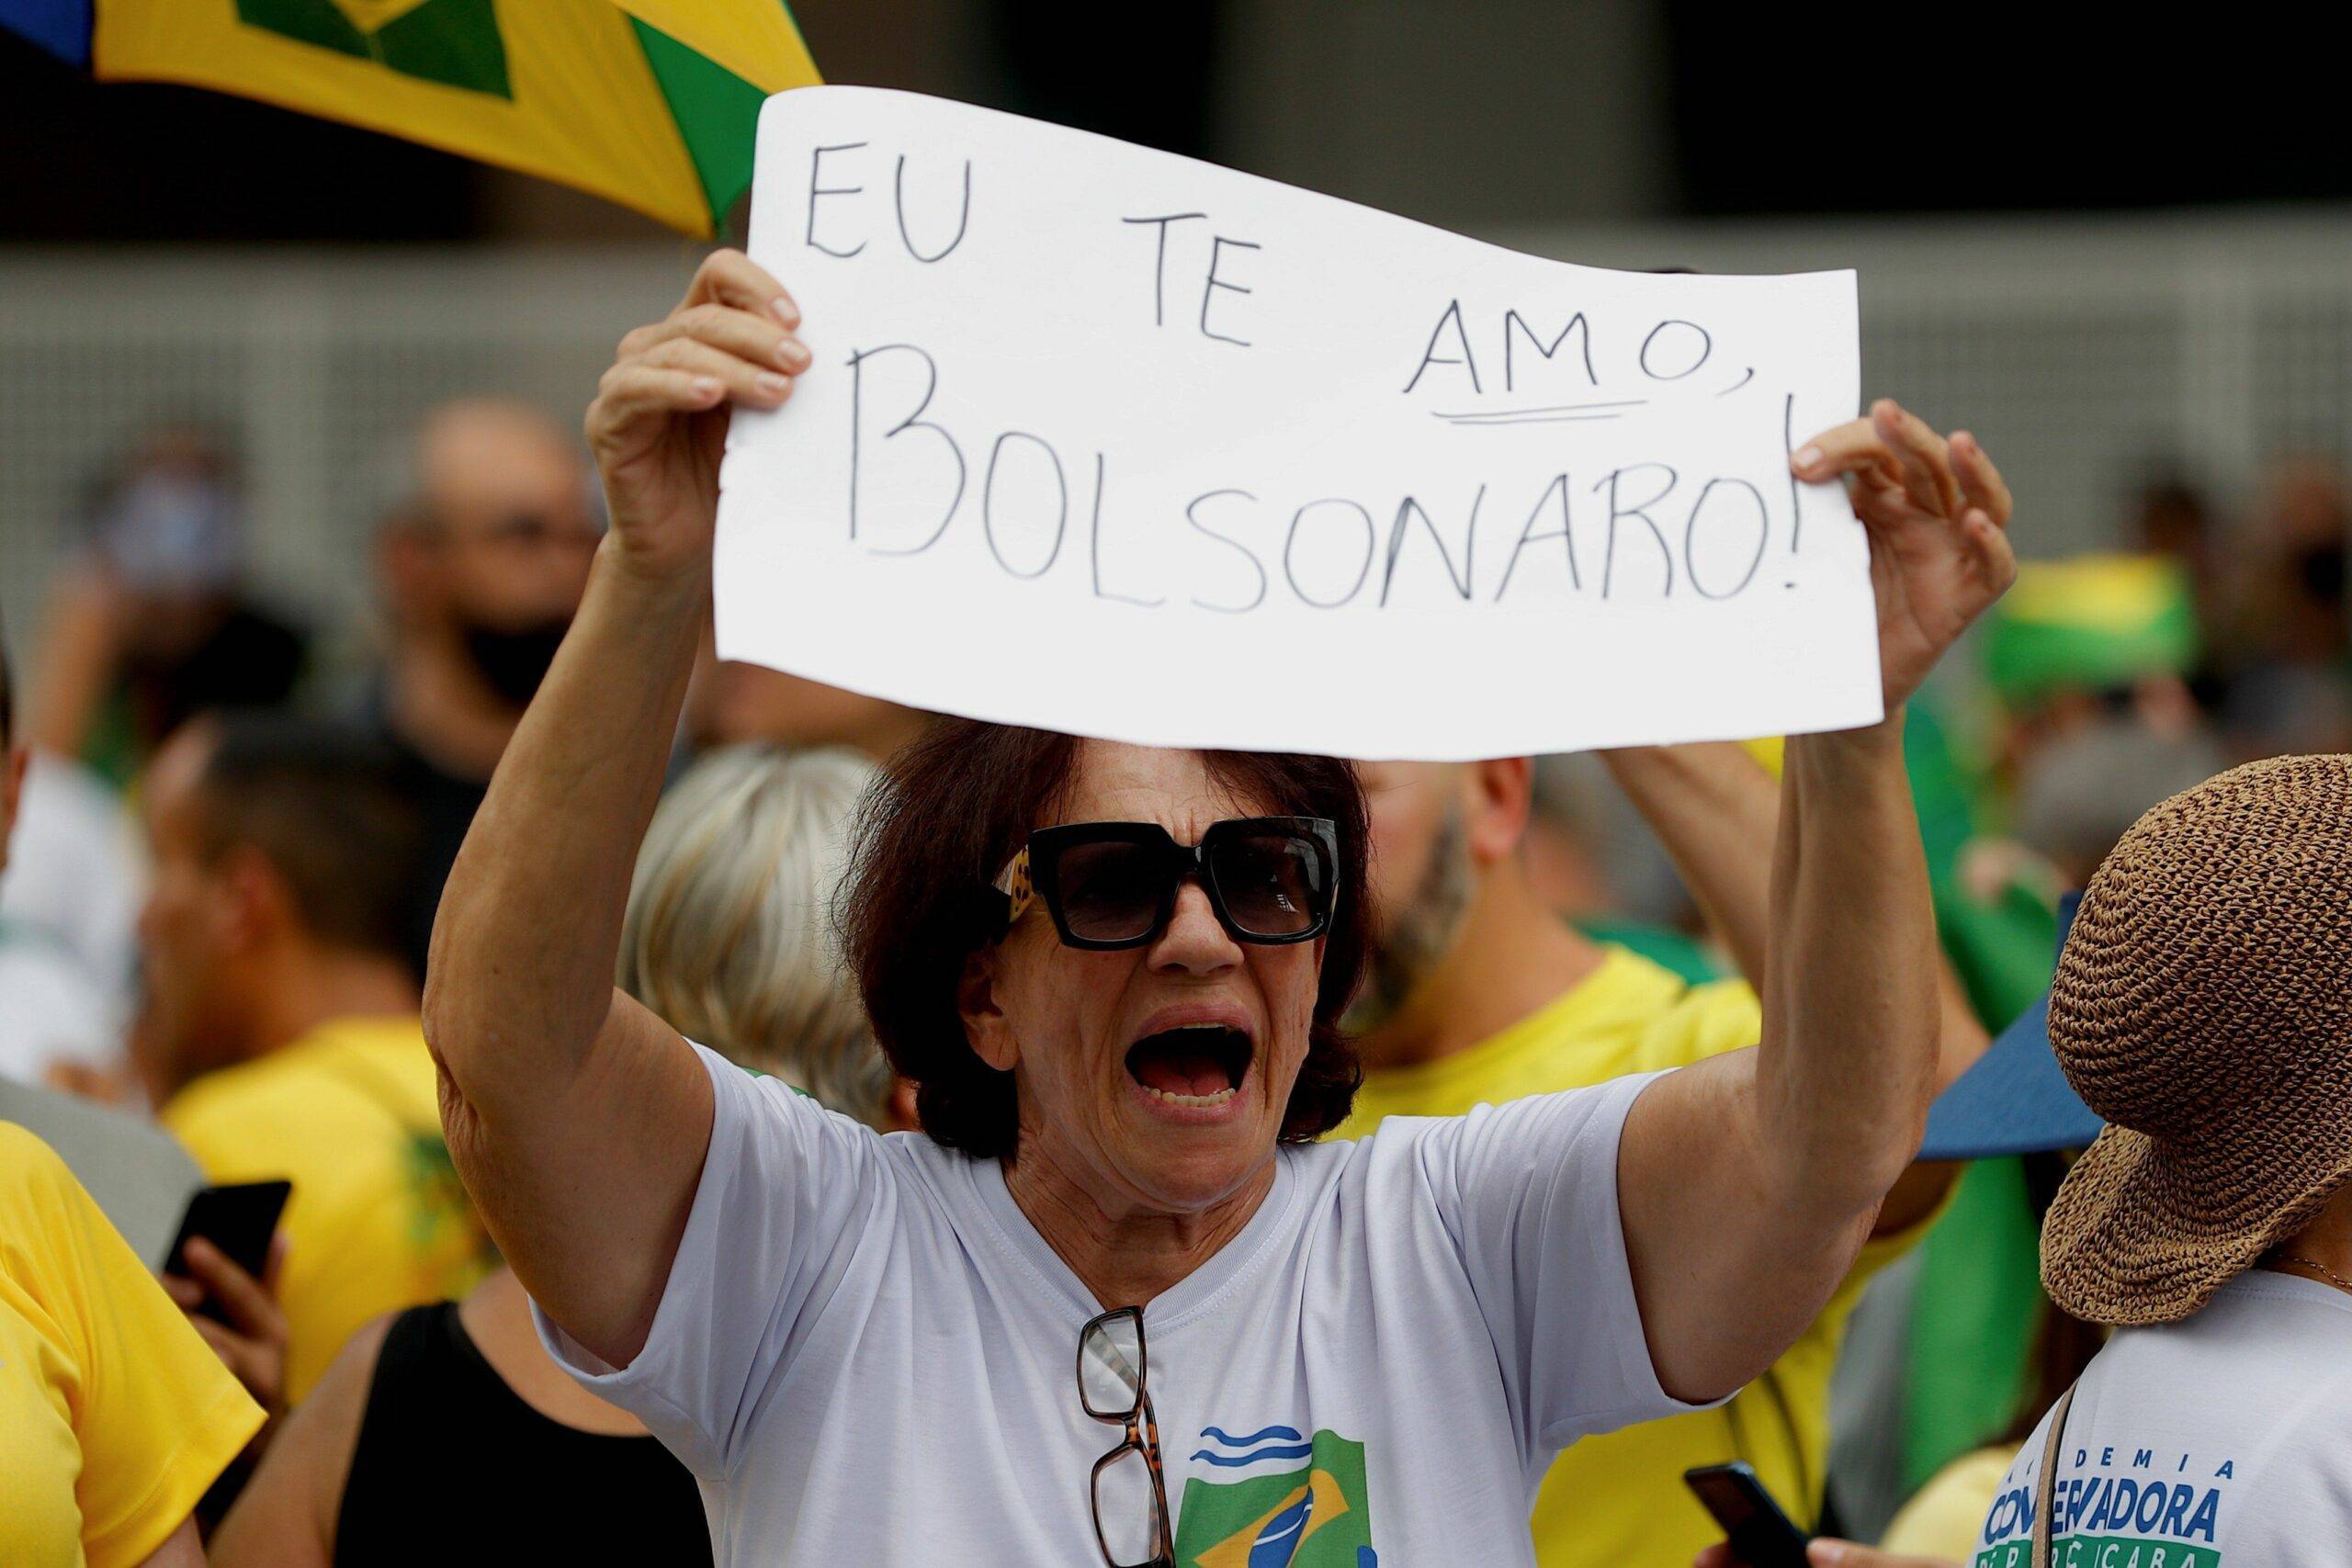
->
[1125, 1023, 1254, 1109]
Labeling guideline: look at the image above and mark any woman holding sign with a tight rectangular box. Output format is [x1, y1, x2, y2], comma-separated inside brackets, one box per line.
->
[423, 249, 2016, 1566]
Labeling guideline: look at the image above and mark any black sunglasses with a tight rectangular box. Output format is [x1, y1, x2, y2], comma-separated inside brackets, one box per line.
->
[992, 817, 1339, 952]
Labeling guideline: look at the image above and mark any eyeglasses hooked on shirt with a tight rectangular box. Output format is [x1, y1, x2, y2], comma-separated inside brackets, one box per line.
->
[1079, 1304, 1175, 1568]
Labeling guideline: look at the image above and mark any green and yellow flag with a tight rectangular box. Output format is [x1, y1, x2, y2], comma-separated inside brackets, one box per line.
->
[65, 1, 819, 234]
[1982, 552, 2200, 706]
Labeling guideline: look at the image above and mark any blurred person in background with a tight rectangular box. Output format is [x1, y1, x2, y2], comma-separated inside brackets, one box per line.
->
[2131, 472, 2214, 571]
[0, 741, 142, 1091]
[684, 654, 926, 762]
[2008, 715, 2224, 889]
[1516, 753, 1615, 926]
[1340, 739, 1990, 1568]
[0, 615, 138, 1087]
[138, 711, 496, 1415]
[2216, 456, 2352, 758]
[615, 743, 909, 1126]
[1849, 1291, 2104, 1562]
[1520, 751, 1728, 987]
[1965, 552, 2218, 895]
[22, 423, 309, 784]
[2126, 470, 2229, 709]
[366, 399, 600, 974]
[215, 742, 895, 1566]
[2, 1121, 265, 1567]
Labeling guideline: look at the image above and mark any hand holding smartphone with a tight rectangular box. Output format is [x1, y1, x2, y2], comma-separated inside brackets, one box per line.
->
[164, 1179, 290, 1324]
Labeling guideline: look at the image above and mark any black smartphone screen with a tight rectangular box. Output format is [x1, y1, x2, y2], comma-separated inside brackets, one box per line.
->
[1684, 1462, 1810, 1568]
[164, 1180, 291, 1320]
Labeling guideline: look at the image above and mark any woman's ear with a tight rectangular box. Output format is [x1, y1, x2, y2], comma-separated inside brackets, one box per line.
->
[958, 943, 1020, 1073]
[884, 1075, 922, 1134]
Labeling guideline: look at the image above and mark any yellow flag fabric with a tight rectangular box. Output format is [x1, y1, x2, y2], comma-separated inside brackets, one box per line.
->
[92, 1, 815, 233]
[616, 0, 816, 92]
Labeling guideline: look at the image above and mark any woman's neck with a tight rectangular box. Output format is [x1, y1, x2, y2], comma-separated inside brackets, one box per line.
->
[1002, 1140, 1275, 1311]
[2263, 1186, 2352, 1295]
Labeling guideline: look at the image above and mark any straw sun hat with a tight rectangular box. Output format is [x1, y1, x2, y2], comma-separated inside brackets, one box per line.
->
[2041, 753, 2352, 1326]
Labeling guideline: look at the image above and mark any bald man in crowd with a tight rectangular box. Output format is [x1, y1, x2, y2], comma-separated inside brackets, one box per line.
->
[366, 400, 601, 974]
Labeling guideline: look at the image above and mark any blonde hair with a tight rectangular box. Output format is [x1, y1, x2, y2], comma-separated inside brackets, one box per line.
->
[618, 744, 888, 1127]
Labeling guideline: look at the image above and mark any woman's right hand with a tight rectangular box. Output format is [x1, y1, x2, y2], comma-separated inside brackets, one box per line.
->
[585, 247, 810, 583]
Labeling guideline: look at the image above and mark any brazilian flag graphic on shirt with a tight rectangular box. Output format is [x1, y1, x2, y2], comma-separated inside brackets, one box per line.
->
[1172, 1427, 1378, 1567]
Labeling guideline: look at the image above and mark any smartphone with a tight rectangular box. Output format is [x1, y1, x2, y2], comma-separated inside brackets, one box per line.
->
[164, 1180, 291, 1322]
[1684, 1461, 1811, 1568]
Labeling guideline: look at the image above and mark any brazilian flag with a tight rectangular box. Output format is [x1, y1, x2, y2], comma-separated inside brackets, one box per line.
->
[1, 0, 820, 235]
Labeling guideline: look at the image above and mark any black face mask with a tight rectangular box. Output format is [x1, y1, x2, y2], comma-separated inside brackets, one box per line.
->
[2296, 542, 2346, 604]
[458, 617, 569, 706]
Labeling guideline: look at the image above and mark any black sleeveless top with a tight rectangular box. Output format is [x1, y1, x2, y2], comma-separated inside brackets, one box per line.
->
[334, 1302, 711, 1565]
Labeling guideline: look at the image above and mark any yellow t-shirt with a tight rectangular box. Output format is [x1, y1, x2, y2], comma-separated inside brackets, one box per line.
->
[0, 1122, 264, 1568]
[1337, 947, 1924, 1568]
[161, 1014, 498, 1402]
[1881, 1443, 2016, 1559]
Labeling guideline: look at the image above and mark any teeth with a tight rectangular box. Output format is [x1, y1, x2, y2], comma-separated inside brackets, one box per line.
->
[1140, 1084, 1238, 1108]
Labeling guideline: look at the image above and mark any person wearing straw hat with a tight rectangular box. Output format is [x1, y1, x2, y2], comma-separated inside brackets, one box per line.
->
[1950, 754, 2352, 1568]
[1706, 759, 2352, 1568]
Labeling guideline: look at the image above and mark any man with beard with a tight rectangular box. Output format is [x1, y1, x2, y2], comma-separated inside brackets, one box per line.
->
[368, 400, 599, 976]
[1339, 746, 1988, 1568]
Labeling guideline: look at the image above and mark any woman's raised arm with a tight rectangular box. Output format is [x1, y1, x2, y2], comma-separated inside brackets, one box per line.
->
[1616, 401, 2016, 1403]
[423, 250, 810, 1369]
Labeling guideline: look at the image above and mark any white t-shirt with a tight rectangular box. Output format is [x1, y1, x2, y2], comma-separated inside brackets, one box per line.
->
[0, 942, 117, 1084]
[539, 1043, 1707, 1566]
[2, 751, 142, 993]
[0, 751, 141, 1084]
[1970, 1272, 2352, 1568]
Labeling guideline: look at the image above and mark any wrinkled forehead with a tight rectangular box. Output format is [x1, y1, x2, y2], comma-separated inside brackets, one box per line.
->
[1354, 760, 1459, 799]
[1049, 740, 1269, 840]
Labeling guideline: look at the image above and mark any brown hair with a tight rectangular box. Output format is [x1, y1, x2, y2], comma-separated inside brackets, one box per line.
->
[189, 711, 424, 971]
[841, 720, 1370, 1158]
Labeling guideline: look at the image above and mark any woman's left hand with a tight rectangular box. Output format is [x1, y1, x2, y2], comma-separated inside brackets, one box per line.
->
[1792, 399, 2017, 714]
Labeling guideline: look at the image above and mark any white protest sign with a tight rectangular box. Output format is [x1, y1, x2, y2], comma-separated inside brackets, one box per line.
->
[713, 86, 1879, 761]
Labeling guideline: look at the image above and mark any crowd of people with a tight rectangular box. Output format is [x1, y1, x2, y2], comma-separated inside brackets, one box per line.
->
[2, 247, 2348, 1567]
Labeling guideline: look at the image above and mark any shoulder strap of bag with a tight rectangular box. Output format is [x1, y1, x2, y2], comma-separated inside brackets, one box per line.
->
[2030, 1382, 2079, 1568]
